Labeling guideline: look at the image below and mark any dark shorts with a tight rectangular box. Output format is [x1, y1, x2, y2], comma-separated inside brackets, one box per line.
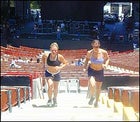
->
[88, 67, 104, 82]
[45, 70, 61, 81]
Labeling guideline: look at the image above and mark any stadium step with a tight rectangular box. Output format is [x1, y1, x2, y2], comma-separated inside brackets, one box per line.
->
[1, 92, 123, 121]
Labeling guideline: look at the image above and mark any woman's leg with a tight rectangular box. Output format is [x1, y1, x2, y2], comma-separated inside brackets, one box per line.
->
[53, 81, 59, 99]
[94, 81, 102, 107]
[88, 76, 96, 105]
[89, 76, 96, 97]
[47, 78, 54, 106]
[53, 81, 59, 106]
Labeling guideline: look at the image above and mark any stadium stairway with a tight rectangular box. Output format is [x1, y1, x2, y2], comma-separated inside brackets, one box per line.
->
[1, 92, 131, 121]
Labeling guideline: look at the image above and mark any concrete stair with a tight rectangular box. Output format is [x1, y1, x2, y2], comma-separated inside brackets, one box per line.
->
[0, 92, 130, 121]
[101, 93, 139, 121]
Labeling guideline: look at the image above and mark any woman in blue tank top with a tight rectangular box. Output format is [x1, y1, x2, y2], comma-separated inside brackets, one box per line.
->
[83, 39, 110, 107]
[42, 42, 68, 107]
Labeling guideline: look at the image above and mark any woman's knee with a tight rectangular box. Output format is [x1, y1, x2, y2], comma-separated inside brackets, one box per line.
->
[48, 85, 54, 91]
[47, 79, 54, 89]
[47, 78, 53, 85]
[89, 77, 95, 87]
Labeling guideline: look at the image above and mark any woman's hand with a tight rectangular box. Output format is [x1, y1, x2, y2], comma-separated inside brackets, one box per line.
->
[55, 66, 62, 71]
[102, 64, 107, 69]
[83, 68, 87, 72]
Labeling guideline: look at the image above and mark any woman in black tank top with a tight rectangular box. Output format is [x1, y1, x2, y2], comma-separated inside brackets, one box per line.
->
[42, 42, 68, 107]
[47, 53, 61, 66]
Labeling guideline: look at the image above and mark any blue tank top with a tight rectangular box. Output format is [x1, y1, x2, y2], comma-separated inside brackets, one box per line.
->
[90, 57, 104, 64]
[47, 53, 61, 66]
[90, 51, 104, 64]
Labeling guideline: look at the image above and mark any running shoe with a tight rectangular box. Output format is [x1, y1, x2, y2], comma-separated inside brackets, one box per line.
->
[52, 98, 57, 107]
[47, 99, 52, 107]
[88, 97, 95, 105]
[94, 102, 98, 107]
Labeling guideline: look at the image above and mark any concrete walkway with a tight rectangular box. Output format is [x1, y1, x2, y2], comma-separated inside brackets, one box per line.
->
[1, 92, 123, 121]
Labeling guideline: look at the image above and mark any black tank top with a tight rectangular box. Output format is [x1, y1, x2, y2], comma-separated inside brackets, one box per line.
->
[47, 53, 61, 66]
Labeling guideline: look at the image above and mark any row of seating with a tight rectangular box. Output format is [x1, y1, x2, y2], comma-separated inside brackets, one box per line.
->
[109, 50, 139, 72]
[1, 46, 138, 81]
[2, 44, 138, 74]
[0, 70, 44, 113]
[1, 45, 43, 57]
[58, 49, 87, 61]
[105, 86, 139, 121]
[1, 86, 31, 113]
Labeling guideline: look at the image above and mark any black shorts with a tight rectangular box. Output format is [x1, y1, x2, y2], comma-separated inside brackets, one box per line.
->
[88, 67, 104, 82]
[45, 70, 61, 81]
